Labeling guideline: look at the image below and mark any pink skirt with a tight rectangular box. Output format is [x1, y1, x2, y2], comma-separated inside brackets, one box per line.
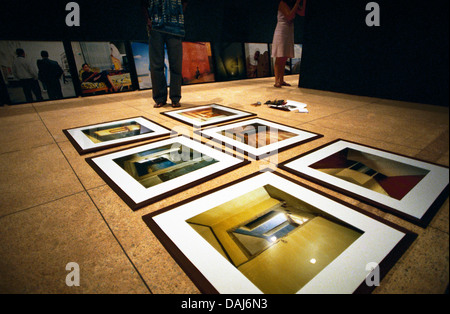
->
[271, 21, 295, 58]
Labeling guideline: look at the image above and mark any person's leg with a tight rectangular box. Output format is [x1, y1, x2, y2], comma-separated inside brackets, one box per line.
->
[31, 80, 43, 100]
[149, 30, 168, 105]
[21, 79, 33, 102]
[274, 57, 287, 87]
[166, 34, 183, 106]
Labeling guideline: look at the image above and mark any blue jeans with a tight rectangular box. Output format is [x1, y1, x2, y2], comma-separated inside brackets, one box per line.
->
[149, 29, 183, 104]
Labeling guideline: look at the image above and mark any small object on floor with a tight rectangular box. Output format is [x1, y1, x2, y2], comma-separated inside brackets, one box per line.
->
[265, 99, 286, 106]
[251, 101, 262, 107]
[171, 102, 181, 108]
[265, 99, 309, 113]
[153, 102, 166, 108]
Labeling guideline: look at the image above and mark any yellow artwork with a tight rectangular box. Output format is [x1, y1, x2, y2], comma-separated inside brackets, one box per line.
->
[187, 184, 362, 293]
[220, 123, 297, 148]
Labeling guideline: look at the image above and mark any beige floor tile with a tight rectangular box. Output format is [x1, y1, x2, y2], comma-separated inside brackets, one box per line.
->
[0, 192, 149, 294]
[0, 119, 54, 154]
[0, 144, 84, 216]
[306, 106, 448, 150]
[0, 103, 41, 126]
[88, 185, 200, 294]
[373, 226, 449, 294]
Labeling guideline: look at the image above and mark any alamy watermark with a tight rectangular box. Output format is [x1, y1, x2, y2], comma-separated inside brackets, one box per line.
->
[365, 2, 380, 27]
[65, 2, 80, 27]
[65, 262, 80, 287]
[365, 262, 380, 287]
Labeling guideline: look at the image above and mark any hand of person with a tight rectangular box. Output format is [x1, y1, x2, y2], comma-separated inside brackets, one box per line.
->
[146, 18, 152, 33]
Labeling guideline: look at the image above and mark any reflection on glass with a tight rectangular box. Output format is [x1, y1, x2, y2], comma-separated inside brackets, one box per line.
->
[113, 143, 218, 188]
[219, 123, 297, 148]
[82, 121, 153, 143]
[179, 107, 236, 122]
[310, 148, 430, 200]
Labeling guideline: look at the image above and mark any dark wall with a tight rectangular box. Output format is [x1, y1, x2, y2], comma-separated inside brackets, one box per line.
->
[299, 0, 449, 106]
[0, 0, 289, 43]
[1, 0, 448, 106]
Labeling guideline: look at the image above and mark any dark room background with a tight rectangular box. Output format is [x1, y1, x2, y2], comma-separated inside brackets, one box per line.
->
[0, 0, 448, 106]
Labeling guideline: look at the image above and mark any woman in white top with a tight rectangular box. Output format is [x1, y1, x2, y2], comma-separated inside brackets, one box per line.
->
[271, 0, 306, 88]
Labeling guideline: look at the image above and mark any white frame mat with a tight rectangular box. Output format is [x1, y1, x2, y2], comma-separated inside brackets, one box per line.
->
[197, 118, 322, 160]
[63, 116, 172, 154]
[161, 104, 256, 127]
[144, 171, 416, 294]
[86, 135, 250, 210]
[279, 139, 449, 227]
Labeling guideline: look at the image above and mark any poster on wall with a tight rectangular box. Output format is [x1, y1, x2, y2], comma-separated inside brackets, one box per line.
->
[182, 42, 215, 85]
[291, 44, 303, 74]
[161, 104, 256, 128]
[269, 43, 302, 76]
[0, 40, 76, 104]
[71, 41, 133, 95]
[279, 139, 450, 227]
[197, 118, 322, 160]
[86, 135, 250, 210]
[130, 41, 170, 90]
[143, 171, 416, 294]
[244, 43, 270, 79]
[213, 42, 246, 81]
[63, 117, 172, 155]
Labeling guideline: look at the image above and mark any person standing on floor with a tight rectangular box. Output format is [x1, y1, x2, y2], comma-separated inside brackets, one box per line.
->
[271, 0, 306, 88]
[37, 51, 64, 100]
[142, 0, 187, 108]
[12, 48, 43, 102]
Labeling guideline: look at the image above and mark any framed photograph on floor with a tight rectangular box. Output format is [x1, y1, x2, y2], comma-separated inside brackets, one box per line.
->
[86, 135, 250, 210]
[162, 104, 256, 128]
[143, 171, 416, 294]
[196, 118, 323, 160]
[63, 117, 172, 155]
[279, 139, 449, 227]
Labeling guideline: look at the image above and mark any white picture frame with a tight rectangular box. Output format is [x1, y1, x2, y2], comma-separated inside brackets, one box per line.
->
[197, 118, 322, 160]
[161, 104, 256, 128]
[86, 135, 250, 210]
[279, 139, 449, 227]
[63, 116, 172, 155]
[143, 171, 416, 294]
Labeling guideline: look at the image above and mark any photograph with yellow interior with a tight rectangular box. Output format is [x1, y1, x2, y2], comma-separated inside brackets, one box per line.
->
[186, 184, 363, 294]
[220, 123, 298, 148]
[82, 121, 154, 144]
[310, 148, 430, 200]
[179, 107, 236, 123]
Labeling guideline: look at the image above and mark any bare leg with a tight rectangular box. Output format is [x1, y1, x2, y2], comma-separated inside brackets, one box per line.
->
[274, 57, 287, 87]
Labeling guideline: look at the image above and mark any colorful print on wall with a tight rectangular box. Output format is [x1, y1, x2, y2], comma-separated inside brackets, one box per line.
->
[244, 43, 270, 78]
[182, 42, 215, 85]
[0, 40, 76, 104]
[71, 41, 133, 95]
[213, 42, 246, 81]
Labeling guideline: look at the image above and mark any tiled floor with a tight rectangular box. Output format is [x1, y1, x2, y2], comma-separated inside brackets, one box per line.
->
[0, 75, 448, 294]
